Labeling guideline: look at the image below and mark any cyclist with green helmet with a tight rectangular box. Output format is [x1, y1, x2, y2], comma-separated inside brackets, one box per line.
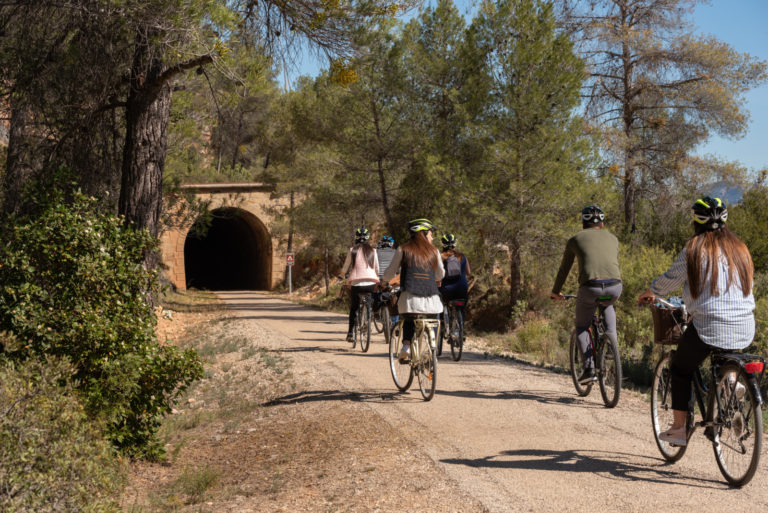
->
[638, 197, 755, 446]
[381, 218, 445, 362]
[552, 206, 622, 384]
[340, 227, 380, 342]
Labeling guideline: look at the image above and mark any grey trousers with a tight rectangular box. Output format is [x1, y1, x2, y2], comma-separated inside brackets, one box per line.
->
[575, 281, 623, 369]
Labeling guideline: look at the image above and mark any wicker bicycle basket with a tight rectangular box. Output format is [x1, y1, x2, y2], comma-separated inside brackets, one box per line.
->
[650, 303, 689, 345]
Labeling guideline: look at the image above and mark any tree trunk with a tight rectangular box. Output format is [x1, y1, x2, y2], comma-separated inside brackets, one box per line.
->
[509, 233, 522, 327]
[370, 98, 394, 235]
[285, 191, 295, 288]
[324, 246, 330, 296]
[376, 157, 394, 235]
[3, 101, 35, 215]
[623, 158, 636, 232]
[118, 37, 171, 240]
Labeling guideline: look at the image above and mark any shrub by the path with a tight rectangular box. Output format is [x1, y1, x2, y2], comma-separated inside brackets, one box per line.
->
[0, 350, 123, 512]
[0, 190, 203, 458]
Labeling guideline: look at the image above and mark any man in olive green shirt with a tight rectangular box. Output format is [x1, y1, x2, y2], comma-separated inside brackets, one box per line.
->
[551, 206, 622, 384]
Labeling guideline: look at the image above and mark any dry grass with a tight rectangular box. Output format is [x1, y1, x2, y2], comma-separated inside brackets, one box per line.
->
[124, 293, 485, 513]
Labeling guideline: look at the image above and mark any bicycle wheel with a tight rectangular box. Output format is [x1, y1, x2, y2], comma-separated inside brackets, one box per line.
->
[372, 306, 384, 334]
[352, 306, 361, 349]
[450, 307, 464, 362]
[712, 363, 763, 487]
[598, 335, 621, 408]
[436, 308, 446, 357]
[569, 330, 592, 397]
[416, 330, 437, 401]
[381, 307, 391, 345]
[360, 303, 371, 353]
[389, 322, 412, 391]
[651, 353, 687, 462]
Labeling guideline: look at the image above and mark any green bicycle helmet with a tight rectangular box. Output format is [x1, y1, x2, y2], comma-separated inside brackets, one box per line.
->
[441, 233, 457, 249]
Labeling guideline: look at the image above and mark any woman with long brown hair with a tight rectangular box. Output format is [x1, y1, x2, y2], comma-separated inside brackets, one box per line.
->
[638, 197, 755, 446]
[381, 218, 445, 362]
[340, 227, 379, 342]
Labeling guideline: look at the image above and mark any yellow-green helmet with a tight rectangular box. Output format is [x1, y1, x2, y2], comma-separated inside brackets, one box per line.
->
[441, 233, 457, 249]
[692, 196, 727, 229]
[408, 218, 435, 234]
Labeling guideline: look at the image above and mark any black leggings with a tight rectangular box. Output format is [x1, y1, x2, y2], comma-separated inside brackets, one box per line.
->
[670, 323, 715, 411]
[348, 285, 376, 332]
[402, 314, 439, 343]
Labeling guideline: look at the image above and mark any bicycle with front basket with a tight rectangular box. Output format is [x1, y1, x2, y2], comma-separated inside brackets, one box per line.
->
[649, 297, 765, 487]
[563, 294, 621, 408]
[388, 314, 439, 401]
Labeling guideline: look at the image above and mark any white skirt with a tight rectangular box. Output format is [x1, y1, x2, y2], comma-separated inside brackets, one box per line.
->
[397, 291, 443, 314]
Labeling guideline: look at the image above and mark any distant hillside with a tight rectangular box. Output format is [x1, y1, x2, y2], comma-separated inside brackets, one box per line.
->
[706, 181, 743, 205]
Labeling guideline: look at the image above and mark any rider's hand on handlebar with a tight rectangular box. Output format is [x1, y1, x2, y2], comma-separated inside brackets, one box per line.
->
[550, 292, 565, 301]
[637, 289, 655, 306]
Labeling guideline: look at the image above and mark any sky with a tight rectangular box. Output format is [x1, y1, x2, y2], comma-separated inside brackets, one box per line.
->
[289, 0, 768, 172]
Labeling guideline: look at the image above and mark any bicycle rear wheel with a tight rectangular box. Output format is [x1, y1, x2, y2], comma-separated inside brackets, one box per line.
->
[352, 306, 361, 350]
[712, 363, 763, 487]
[450, 307, 464, 362]
[360, 304, 371, 352]
[381, 307, 391, 345]
[569, 330, 592, 397]
[389, 322, 412, 391]
[372, 305, 384, 334]
[598, 335, 621, 408]
[651, 353, 687, 462]
[416, 330, 437, 401]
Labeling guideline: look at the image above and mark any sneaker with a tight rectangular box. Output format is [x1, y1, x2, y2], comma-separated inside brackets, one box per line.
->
[577, 368, 597, 384]
[659, 425, 687, 446]
[346, 332, 354, 343]
[398, 345, 410, 363]
[724, 372, 747, 401]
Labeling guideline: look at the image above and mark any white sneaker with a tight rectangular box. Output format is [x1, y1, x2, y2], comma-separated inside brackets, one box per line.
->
[398, 345, 410, 363]
[659, 425, 687, 446]
[725, 372, 747, 401]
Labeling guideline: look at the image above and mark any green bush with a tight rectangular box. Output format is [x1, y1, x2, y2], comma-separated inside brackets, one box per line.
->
[0, 190, 203, 458]
[0, 348, 123, 513]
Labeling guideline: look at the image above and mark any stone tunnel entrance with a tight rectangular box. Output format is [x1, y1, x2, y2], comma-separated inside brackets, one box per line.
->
[183, 207, 272, 290]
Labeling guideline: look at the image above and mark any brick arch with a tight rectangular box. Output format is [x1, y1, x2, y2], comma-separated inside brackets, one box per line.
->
[159, 183, 286, 291]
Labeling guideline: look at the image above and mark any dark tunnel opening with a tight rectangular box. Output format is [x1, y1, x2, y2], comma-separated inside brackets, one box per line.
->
[184, 208, 271, 290]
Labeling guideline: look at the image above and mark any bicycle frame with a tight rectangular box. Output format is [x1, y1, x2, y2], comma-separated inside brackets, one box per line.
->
[687, 353, 766, 438]
[410, 316, 439, 364]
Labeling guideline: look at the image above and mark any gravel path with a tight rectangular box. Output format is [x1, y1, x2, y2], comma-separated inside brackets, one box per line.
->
[216, 291, 768, 512]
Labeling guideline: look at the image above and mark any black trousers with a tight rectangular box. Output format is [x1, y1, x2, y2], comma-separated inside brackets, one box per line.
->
[670, 323, 715, 412]
[348, 284, 376, 333]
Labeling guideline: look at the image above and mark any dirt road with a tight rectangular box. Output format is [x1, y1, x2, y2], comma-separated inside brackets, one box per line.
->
[217, 291, 768, 512]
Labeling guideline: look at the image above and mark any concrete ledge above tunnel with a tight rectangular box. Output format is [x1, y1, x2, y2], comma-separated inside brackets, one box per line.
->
[183, 208, 272, 290]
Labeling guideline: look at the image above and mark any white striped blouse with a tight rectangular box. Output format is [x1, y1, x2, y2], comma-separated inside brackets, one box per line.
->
[650, 248, 755, 350]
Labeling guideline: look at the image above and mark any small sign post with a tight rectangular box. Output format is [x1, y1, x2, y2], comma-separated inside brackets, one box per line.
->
[286, 253, 294, 294]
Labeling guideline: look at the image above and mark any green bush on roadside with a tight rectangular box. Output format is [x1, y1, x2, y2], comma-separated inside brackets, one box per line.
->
[0, 187, 203, 458]
[0, 346, 123, 513]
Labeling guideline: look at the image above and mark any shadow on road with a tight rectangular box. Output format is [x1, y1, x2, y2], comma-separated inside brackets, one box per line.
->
[262, 388, 424, 406]
[435, 389, 604, 409]
[440, 448, 726, 489]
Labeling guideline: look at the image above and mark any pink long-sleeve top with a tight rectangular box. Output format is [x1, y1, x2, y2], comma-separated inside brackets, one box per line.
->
[340, 246, 379, 286]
